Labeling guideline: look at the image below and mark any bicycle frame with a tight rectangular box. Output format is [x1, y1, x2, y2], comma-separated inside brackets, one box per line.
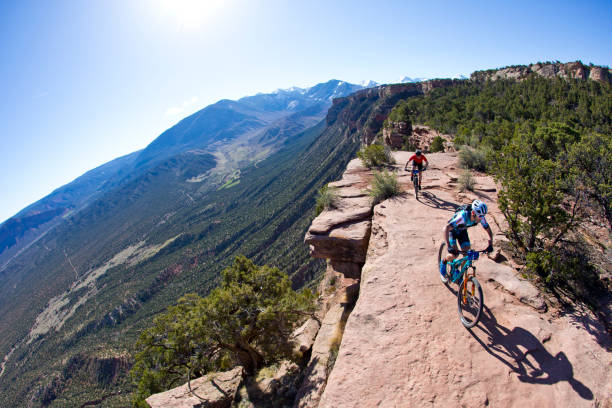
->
[447, 250, 480, 283]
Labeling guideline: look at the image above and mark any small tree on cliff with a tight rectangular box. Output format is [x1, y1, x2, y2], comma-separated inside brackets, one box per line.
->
[131, 256, 315, 406]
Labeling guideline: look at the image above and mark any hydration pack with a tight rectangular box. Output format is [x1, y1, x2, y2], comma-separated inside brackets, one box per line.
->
[454, 203, 472, 215]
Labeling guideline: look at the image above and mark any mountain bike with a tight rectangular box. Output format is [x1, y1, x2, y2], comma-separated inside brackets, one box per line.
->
[410, 167, 426, 198]
[437, 243, 487, 328]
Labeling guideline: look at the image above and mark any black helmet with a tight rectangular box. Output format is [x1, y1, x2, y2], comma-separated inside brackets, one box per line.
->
[415, 149, 422, 156]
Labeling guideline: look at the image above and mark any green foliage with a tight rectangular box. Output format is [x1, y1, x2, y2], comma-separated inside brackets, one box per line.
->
[357, 144, 388, 168]
[494, 135, 574, 253]
[131, 256, 315, 405]
[429, 136, 445, 152]
[369, 170, 402, 205]
[458, 170, 475, 192]
[399, 76, 612, 151]
[385, 100, 412, 125]
[568, 132, 612, 228]
[315, 184, 339, 215]
[458, 146, 488, 171]
[525, 246, 606, 308]
[0, 117, 353, 406]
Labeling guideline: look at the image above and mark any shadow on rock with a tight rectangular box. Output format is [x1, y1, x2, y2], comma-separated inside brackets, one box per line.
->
[563, 305, 612, 351]
[469, 306, 593, 401]
[417, 191, 458, 212]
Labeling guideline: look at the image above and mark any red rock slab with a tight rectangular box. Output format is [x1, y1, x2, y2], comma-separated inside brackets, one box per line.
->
[318, 154, 612, 408]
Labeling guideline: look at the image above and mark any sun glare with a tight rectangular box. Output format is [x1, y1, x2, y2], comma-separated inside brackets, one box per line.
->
[154, 0, 228, 31]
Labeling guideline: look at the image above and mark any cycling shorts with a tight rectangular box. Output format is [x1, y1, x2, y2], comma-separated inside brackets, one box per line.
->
[449, 229, 470, 250]
[412, 162, 423, 171]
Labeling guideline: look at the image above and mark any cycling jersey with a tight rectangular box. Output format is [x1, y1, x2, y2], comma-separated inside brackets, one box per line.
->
[448, 209, 489, 231]
[408, 154, 428, 165]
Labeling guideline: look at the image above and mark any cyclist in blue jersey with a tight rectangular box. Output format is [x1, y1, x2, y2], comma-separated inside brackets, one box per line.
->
[440, 199, 494, 276]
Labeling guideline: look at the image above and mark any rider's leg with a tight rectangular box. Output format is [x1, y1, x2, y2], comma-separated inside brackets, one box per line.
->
[458, 230, 471, 253]
[444, 232, 460, 263]
[417, 163, 423, 188]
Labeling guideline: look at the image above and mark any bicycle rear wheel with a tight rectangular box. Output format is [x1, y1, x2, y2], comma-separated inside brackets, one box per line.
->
[437, 243, 449, 283]
[457, 273, 483, 328]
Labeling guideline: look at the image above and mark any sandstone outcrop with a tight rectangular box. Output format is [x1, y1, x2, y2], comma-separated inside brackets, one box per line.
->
[471, 61, 612, 84]
[298, 158, 375, 407]
[382, 121, 411, 149]
[327, 80, 455, 145]
[145, 366, 242, 408]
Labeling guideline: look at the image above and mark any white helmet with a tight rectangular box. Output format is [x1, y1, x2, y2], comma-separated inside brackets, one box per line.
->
[472, 199, 487, 217]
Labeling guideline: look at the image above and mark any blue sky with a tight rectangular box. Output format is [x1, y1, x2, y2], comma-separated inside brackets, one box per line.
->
[1, 0, 611, 223]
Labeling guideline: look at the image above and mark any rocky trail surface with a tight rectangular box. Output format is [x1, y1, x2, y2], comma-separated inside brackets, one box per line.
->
[316, 152, 612, 407]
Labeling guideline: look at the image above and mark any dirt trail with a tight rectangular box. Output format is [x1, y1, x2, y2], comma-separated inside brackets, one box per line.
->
[318, 152, 612, 407]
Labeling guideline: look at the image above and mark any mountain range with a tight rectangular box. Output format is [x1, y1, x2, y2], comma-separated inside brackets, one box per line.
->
[0, 80, 364, 271]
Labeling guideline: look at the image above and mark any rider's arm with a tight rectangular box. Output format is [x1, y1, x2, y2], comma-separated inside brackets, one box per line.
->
[404, 159, 411, 170]
[481, 218, 493, 247]
[443, 223, 452, 248]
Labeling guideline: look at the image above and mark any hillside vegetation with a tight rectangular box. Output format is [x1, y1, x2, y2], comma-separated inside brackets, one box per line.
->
[0, 122, 361, 406]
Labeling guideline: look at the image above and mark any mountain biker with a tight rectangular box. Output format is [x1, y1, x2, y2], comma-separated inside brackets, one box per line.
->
[440, 199, 494, 277]
[404, 149, 428, 190]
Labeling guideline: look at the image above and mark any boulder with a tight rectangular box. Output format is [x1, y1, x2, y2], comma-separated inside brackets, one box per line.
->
[145, 366, 242, 408]
[382, 121, 411, 149]
[292, 318, 321, 354]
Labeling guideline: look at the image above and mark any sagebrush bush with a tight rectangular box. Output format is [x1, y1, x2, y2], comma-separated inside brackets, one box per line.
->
[459, 146, 488, 171]
[369, 170, 402, 204]
[315, 184, 339, 215]
[458, 170, 476, 192]
[383, 145, 396, 164]
[430, 136, 445, 152]
[357, 144, 388, 168]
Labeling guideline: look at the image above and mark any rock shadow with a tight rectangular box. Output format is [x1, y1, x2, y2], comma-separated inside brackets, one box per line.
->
[469, 306, 593, 400]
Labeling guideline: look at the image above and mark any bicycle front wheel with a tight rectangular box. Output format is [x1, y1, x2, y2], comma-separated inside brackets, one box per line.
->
[413, 176, 419, 198]
[457, 273, 483, 328]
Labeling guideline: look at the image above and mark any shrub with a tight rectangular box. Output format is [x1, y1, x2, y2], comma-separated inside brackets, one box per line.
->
[430, 136, 445, 152]
[525, 246, 606, 308]
[383, 144, 396, 164]
[494, 137, 577, 253]
[568, 132, 612, 229]
[458, 170, 475, 192]
[131, 256, 316, 405]
[315, 184, 339, 215]
[369, 170, 402, 205]
[458, 146, 488, 171]
[357, 144, 388, 168]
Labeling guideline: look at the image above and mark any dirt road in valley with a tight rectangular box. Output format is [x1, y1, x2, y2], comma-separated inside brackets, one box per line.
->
[318, 152, 612, 408]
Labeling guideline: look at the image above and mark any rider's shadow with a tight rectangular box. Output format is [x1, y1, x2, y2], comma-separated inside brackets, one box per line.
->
[469, 306, 593, 400]
[417, 191, 457, 211]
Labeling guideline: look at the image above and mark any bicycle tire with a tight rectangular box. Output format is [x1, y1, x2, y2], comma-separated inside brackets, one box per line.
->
[413, 175, 419, 198]
[437, 243, 449, 283]
[457, 273, 483, 328]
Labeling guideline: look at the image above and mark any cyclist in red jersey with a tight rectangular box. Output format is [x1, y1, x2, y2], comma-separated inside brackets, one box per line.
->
[404, 149, 428, 190]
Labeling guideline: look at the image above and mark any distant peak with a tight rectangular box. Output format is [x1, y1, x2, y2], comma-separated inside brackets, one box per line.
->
[358, 80, 379, 88]
[398, 76, 429, 83]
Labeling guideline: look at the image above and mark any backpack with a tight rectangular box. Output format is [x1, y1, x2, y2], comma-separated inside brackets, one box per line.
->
[454, 203, 472, 215]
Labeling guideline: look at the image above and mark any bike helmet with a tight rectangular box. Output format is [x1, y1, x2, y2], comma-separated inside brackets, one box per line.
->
[472, 199, 487, 217]
[415, 149, 422, 156]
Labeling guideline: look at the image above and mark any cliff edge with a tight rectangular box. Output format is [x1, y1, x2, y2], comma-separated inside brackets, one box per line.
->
[305, 152, 611, 407]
